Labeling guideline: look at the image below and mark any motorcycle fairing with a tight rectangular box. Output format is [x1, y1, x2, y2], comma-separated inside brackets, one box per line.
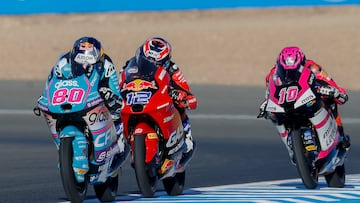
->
[38, 68, 122, 184]
[120, 58, 187, 180]
[309, 107, 339, 159]
[132, 122, 159, 163]
[38, 69, 104, 114]
[267, 65, 342, 170]
[82, 105, 118, 165]
[266, 67, 315, 112]
[158, 151, 184, 180]
[121, 64, 185, 155]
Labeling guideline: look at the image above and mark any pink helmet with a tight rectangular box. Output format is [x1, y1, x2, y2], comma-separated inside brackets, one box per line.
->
[276, 46, 305, 70]
[275, 46, 306, 85]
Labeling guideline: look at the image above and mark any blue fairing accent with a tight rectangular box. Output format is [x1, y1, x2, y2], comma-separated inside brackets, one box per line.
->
[60, 125, 83, 138]
[1, 0, 359, 15]
[39, 69, 102, 114]
[61, 125, 89, 182]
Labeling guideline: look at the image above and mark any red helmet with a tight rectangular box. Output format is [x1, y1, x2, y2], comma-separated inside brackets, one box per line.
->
[136, 37, 172, 69]
[275, 46, 306, 84]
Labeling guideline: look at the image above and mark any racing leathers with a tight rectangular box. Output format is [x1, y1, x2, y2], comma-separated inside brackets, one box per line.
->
[167, 61, 198, 168]
[121, 59, 198, 169]
[258, 59, 350, 162]
[42, 52, 129, 157]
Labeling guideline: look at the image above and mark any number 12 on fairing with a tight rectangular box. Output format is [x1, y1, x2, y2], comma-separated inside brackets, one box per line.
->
[278, 86, 299, 104]
[126, 91, 152, 105]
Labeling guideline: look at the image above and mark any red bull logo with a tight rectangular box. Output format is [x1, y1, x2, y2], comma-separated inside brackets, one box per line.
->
[79, 42, 94, 51]
[158, 158, 174, 174]
[121, 79, 157, 92]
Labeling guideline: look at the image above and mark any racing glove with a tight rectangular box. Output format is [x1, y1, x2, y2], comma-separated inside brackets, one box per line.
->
[99, 87, 123, 119]
[317, 86, 336, 97]
[257, 100, 267, 118]
[170, 89, 189, 108]
[317, 86, 348, 105]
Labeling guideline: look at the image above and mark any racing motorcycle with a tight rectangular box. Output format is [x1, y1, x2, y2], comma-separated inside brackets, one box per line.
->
[34, 67, 126, 203]
[119, 57, 188, 197]
[263, 67, 349, 189]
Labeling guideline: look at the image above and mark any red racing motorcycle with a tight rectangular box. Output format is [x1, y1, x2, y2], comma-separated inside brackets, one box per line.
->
[119, 57, 188, 197]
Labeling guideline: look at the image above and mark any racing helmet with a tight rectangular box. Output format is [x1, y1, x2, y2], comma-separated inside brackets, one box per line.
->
[70, 36, 104, 68]
[275, 46, 306, 85]
[136, 37, 172, 69]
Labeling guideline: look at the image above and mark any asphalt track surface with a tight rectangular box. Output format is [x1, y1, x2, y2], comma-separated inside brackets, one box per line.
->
[0, 80, 359, 203]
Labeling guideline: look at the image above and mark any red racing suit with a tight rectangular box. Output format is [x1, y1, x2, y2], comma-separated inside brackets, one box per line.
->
[167, 61, 197, 120]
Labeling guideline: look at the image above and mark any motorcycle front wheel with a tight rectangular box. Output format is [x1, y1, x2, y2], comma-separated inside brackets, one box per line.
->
[292, 129, 319, 189]
[59, 137, 88, 203]
[134, 135, 158, 197]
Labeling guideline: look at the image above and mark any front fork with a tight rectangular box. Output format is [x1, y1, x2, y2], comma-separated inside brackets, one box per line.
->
[60, 125, 89, 183]
[131, 122, 160, 164]
[288, 127, 319, 166]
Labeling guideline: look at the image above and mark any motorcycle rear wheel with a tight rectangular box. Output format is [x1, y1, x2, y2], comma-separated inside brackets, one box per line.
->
[324, 164, 345, 188]
[134, 135, 158, 197]
[60, 137, 88, 203]
[94, 175, 118, 202]
[292, 129, 319, 189]
[163, 171, 185, 196]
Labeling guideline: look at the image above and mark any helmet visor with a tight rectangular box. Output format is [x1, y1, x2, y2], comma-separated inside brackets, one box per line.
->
[275, 64, 302, 85]
[73, 42, 100, 65]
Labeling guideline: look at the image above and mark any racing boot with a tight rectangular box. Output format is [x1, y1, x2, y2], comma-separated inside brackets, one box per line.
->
[338, 125, 351, 150]
[276, 124, 295, 165]
[178, 116, 196, 171]
[114, 120, 130, 165]
[331, 106, 350, 150]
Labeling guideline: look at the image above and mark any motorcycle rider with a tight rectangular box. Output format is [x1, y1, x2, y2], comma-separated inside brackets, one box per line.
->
[40, 36, 129, 160]
[121, 37, 198, 169]
[258, 46, 350, 162]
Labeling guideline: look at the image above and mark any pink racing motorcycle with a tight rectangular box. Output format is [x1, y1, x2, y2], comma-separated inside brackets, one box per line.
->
[263, 66, 350, 189]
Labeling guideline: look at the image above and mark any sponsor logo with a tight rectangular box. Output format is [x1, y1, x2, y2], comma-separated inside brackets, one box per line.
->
[96, 145, 118, 162]
[147, 50, 160, 59]
[74, 156, 87, 161]
[300, 94, 316, 105]
[134, 128, 143, 134]
[87, 97, 103, 108]
[306, 99, 316, 107]
[55, 80, 79, 89]
[104, 60, 115, 77]
[38, 103, 49, 111]
[121, 79, 157, 92]
[127, 66, 138, 74]
[147, 133, 158, 139]
[90, 74, 98, 86]
[76, 169, 88, 175]
[94, 131, 112, 148]
[79, 42, 94, 51]
[159, 158, 174, 174]
[97, 151, 107, 162]
[163, 113, 175, 123]
[74, 54, 96, 64]
[168, 140, 184, 155]
[88, 111, 109, 125]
